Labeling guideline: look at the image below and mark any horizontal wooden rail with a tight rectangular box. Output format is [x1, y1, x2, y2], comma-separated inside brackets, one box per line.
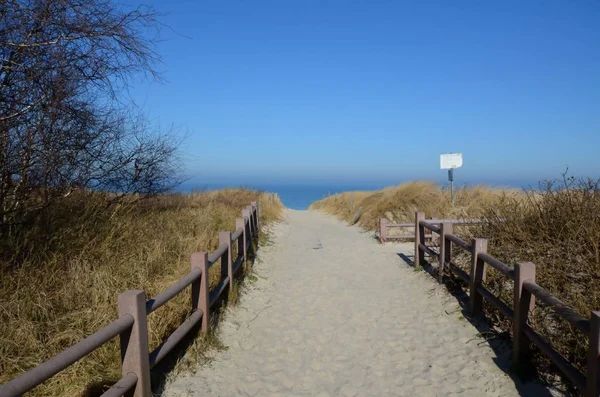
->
[476, 284, 514, 320]
[524, 281, 590, 334]
[0, 315, 134, 397]
[478, 252, 515, 279]
[387, 222, 413, 227]
[429, 218, 488, 224]
[209, 243, 229, 264]
[146, 268, 202, 314]
[389, 219, 486, 227]
[232, 227, 243, 241]
[0, 202, 260, 397]
[418, 242, 439, 258]
[446, 233, 472, 251]
[380, 217, 488, 243]
[210, 277, 230, 307]
[385, 233, 434, 240]
[523, 324, 587, 391]
[232, 254, 244, 275]
[412, 211, 600, 397]
[420, 220, 441, 234]
[448, 262, 470, 283]
[149, 309, 204, 368]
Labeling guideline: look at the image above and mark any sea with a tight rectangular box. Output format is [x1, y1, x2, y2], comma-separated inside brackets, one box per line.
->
[245, 183, 388, 210]
[178, 179, 537, 210]
[180, 183, 388, 210]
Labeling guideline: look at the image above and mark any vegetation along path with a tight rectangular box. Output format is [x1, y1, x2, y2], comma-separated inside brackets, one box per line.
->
[163, 210, 551, 397]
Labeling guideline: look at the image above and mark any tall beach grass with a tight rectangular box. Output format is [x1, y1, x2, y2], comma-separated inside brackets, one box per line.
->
[310, 181, 517, 230]
[0, 189, 283, 396]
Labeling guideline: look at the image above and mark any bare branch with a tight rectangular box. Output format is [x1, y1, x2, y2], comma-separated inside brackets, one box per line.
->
[0, 0, 181, 227]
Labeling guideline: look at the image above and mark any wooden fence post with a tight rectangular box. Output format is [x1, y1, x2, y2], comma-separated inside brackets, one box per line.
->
[118, 290, 151, 397]
[191, 252, 210, 333]
[251, 201, 259, 239]
[438, 222, 453, 283]
[219, 231, 233, 294]
[587, 311, 600, 397]
[469, 238, 488, 315]
[242, 208, 252, 254]
[513, 261, 536, 364]
[248, 205, 256, 238]
[236, 217, 247, 271]
[414, 212, 425, 268]
[380, 218, 388, 243]
[244, 207, 254, 237]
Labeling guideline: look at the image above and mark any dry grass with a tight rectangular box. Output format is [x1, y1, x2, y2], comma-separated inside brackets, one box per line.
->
[0, 189, 284, 396]
[310, 181, 519, 231]
[464, 176, 600, 384]
[312, 177, 600, 389]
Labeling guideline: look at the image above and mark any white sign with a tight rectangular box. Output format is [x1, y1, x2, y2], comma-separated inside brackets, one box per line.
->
[440, 153, 463, 169]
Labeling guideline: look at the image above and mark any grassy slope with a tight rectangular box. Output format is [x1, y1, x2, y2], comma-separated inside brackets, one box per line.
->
[0, 189, 283, 396]
[310, 181, 515, 231]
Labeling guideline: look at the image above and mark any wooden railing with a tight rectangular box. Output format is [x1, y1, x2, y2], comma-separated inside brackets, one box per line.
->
[0, 202, 260, 397]
[412, 211, 600, 397]
[378, 217, 484, 243]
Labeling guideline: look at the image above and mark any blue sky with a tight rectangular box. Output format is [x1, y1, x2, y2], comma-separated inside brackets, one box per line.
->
[130, 0, 600, 188]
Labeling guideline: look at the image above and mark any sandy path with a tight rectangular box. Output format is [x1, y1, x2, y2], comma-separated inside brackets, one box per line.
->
[162, 210, 551, 397]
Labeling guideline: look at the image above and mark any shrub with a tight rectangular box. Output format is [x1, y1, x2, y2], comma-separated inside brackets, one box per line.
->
[468, 175, 600, 378]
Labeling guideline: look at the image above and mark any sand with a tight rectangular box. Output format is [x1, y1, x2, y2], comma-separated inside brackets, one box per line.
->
[161, 209, 556, 396]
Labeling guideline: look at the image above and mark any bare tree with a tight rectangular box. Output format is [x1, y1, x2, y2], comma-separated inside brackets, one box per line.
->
[0, 0, 181, 227]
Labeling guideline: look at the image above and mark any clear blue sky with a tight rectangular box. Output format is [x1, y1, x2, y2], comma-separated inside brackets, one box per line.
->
[130, 0, 600, 188]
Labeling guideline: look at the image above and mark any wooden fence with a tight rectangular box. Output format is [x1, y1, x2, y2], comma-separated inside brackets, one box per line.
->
[408, 211, 599, 397]
[378, 217, 484, 243]
[0, 202, 260, 397]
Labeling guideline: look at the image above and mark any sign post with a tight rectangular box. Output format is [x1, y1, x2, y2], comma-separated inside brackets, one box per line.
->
[440, 153, 463, 206]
